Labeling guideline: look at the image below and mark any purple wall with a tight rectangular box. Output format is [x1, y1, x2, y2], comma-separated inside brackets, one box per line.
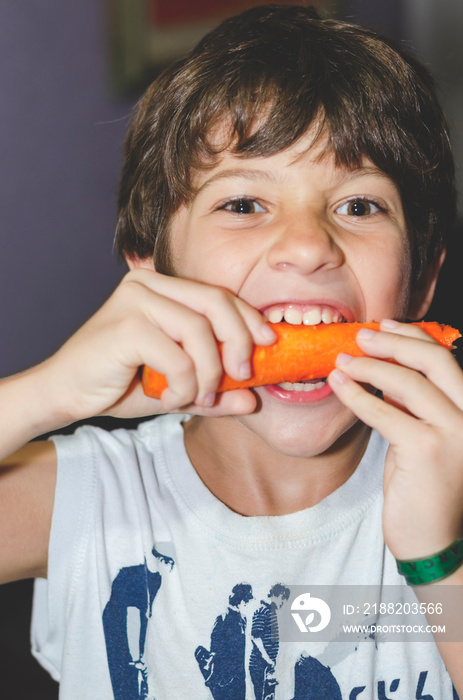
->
[344, 0, 403, 37]
[0, 2, 131, 377]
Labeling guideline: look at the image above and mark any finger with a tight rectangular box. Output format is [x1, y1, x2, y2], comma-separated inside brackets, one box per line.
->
[155, 309, 224, 407]
[125, 269, 276, 345]
[124, 270, 277, 378]
[106, 376, 164, 418]
[355, 326, 463, 410]
[328, 368, 423, 447]
[177, 388, 258, 417]
[135, 324, 200, 411]
[334, 354, 461, 428]
[210, 293, 277, 381]
[379, 318, 439, 342]
[124, 283, 265, 407]
[109, 381, 257, 418]
[188, 285, 268, 382]
[119, 280, 228, 406]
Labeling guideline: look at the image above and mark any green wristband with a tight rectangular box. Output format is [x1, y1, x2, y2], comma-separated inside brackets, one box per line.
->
[396, 539, 463, 586]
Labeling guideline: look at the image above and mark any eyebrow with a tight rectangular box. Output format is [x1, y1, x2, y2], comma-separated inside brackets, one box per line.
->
[344, 165, 392, 181]
[194, 163, 395, 197]
[194, 168, 280, 196]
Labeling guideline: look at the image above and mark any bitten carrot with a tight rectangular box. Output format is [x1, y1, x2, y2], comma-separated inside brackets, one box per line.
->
[142, 321, 460, 399]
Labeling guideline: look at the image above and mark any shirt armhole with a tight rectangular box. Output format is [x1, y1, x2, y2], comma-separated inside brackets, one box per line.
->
[31, 428, 97, 680]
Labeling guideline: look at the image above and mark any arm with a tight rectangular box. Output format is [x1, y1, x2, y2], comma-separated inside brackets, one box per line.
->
[0, 268, 276, 584]
[0, 364, 62, 584]
[413, 566, 463, 694]
[251, 636, 274, 667]
[0, 441, 56, 583]
[328, 320, 463, 695]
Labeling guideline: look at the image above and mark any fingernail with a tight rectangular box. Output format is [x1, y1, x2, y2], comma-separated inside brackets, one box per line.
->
[239, 361, 252, 379]
[330, 369, 347, 384]
[202, 392, 216, 407]
[336, 353, 353, 366]
[357, 328, 376, 340]
[380, 318, 399, 330]
[259, 323, 277, 342]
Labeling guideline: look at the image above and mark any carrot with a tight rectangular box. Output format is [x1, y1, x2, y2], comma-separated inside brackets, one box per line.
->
[141, 321, 460, 399]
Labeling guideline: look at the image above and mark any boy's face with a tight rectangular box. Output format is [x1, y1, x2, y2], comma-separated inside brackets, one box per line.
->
[158, 130, 433, 457]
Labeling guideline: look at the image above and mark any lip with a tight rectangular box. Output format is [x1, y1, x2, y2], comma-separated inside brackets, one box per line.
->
[259, 299, 356, 322]
[261, 381, 334, 404]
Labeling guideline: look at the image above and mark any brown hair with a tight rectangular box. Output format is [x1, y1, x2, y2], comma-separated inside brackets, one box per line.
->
[115, 4, 455, 280]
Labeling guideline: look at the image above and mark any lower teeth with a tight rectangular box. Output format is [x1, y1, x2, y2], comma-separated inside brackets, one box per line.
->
[277, 379, 326, 392]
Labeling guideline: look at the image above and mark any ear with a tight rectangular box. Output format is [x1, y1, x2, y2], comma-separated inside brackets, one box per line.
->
[407, 248, 446, 320]
[125, 254, 156, 272]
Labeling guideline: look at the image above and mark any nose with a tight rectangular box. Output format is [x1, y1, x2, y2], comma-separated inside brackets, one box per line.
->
[266, 210, 344, 275]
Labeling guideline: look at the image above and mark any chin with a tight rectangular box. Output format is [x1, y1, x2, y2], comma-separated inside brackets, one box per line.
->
[236, 403, 360, 460]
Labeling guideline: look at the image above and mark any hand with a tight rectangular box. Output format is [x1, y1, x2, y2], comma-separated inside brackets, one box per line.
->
[327, 319, 463, 560]
[40, 269, 276, 424]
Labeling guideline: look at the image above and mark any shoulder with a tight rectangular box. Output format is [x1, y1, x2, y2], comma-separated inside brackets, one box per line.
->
[48, 414, 187, 560]
[50, 414, 179, 473]
[58, 413, 185, 457]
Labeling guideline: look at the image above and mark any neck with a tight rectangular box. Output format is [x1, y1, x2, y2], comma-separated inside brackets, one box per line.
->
[183, 416, 371, 516]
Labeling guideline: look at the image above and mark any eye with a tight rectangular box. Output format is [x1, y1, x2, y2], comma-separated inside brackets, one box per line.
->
[220, 198, 266, 214]
[336, 198, 383, 217]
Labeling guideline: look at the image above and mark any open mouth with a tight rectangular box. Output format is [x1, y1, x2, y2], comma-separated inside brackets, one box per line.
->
[276, 378, 327, 392]
[263, 303, 347, 395]
[264, 303, 346, 326]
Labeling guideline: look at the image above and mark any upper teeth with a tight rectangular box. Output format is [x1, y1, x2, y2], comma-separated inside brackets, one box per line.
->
[266, 305, 343, 325]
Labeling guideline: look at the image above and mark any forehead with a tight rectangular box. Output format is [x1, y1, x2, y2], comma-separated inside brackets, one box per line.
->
[191, 128, 396, 194]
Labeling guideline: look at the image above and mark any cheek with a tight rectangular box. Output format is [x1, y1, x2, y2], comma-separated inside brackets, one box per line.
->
[167, 209, 214, 280]
[360, 240, 412, 317]
[176, 230, 258, 287]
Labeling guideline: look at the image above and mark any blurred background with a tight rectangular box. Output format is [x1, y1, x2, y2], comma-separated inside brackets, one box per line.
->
[0, 1, 461, 697]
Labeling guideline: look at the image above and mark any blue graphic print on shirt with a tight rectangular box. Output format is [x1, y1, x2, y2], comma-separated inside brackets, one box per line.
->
[249, 584, 290, 700]
[290, 655, 342, 699]
[102, 565, 460, 700]
[195, 583, 253, 699]
[102, 546, 175, 700]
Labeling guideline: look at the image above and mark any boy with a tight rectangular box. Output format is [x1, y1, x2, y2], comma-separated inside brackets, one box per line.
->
[1, 4, 463, 698]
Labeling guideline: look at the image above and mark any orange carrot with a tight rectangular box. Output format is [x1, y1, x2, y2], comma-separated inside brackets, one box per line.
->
[142, 321, 460, 399]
